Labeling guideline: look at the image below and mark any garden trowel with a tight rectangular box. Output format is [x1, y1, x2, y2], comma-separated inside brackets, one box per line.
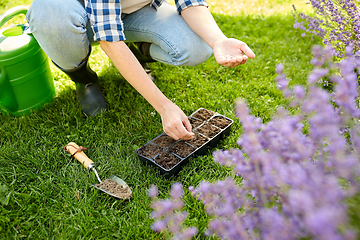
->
[64, 142, 132, 199]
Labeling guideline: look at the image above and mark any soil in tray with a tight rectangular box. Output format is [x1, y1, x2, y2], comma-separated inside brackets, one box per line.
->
[186, 133, 208, 148]
[189, 117, 203, 129]
[137, 143, 163, 158]
[192, 109, 214, 121]
[155, 151, 181, 169]
[194, 123, 221, 138]
[169, 141, 195, 158]
[151, 134, 176, 148]
[208, 116, 232, 129]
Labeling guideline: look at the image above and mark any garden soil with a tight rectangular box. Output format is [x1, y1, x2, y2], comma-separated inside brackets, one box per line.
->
[192, 108, 214, 121]
[194, 123, 221, 138]
[185, 133, 208, 148]
[155, 151, 181, 169]
[137, 109, 232, 170]
[137, 143, 162, 158]
[95, 179, 132, 199]
[170, 141, 195, 158]
[208, 116, 232, 129]
[152, 134, 176, 148]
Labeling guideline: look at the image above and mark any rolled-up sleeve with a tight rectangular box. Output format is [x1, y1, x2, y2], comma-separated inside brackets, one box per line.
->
[85, 0, 126, 42]
[175, 0, 208, 14]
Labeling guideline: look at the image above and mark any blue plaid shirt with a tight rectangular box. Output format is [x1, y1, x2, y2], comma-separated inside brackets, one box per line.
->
[85, 0, 208, 42]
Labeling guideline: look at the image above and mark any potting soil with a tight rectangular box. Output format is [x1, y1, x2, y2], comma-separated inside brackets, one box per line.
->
[95, 179, 132, 199]
[194, 123, 221, 138]
[137, 143, 162, 158]
[170, 141, 195, 158]
[155, 151, 181, 169]
[189, 117, 203, 128]
[185, 133, 208, 148]
[192, 108, 214, 121]
[208, 116, 233, 129]
[136, 108, 233, 173]
[151, 134, 176, 148]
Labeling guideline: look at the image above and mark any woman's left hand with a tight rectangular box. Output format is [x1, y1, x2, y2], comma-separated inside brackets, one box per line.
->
[213, 38, 255, 68]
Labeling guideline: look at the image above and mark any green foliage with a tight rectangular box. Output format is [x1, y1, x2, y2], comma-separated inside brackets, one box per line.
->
[0, 1, 321, 239]
[0, 183, 11, 206]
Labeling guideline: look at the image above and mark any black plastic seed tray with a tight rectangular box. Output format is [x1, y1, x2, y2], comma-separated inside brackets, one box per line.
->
[135, 108, 233, 178]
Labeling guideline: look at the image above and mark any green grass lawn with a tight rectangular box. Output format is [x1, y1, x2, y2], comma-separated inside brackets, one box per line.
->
[0, 0, 321, 239]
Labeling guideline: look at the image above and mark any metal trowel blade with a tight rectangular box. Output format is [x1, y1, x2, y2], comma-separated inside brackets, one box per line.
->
[108, 175, 130, 188]
[92, 175, 132, 199]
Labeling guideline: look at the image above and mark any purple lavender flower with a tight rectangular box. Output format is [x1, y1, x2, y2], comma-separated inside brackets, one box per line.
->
[149, 182, 198, 240]
[202, 46, 359, 239]
[170, 182, 183, 199]
[148, 184, 158, 198]
[149, 46, 360, 240]
[151, 220, 166, 232]
[293, 0, 360, 57]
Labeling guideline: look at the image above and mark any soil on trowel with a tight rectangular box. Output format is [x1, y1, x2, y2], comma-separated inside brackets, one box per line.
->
[194, 123, 221, 138]
[188, 117, 203, 129]
[151, 134, 176, 148]
[208, 116, 232, 129]
[192, 109, 214, 121]
[137, 143, 163, 158]
[169, 141, 195, 158]
[155, 151, 181, 169]
[95, 179, 132, 199]
[186, 133, 209, 148]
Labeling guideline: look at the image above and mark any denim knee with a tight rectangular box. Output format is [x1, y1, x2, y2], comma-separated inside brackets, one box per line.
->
[26, 0, 90, 69]
[174, 41, 213, 67]
[27, 1, 87, 39]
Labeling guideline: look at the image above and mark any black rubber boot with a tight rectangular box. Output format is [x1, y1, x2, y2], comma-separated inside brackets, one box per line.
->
[62, 58, 107, 117]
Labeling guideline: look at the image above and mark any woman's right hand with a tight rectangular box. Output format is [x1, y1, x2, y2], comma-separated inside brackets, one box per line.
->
[160, 103, 194, 140]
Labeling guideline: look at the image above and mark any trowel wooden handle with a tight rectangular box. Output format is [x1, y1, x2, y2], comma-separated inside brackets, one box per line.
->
[65, 142, 94, 169]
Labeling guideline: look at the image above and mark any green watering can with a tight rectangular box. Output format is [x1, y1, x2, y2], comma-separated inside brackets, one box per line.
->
[0, 6, 55, 116]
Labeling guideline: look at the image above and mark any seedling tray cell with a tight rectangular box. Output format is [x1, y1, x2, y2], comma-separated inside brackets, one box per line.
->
[151, 134, 176, 148]
[135, 108, 233, 177]
[185, 133, 209, 156]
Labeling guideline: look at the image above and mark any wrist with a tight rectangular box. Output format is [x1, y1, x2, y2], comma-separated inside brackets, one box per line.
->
[154, 98, 175, 116]
[212, 36, 228, 48]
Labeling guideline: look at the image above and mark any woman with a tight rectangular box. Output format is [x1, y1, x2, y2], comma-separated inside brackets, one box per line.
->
[26, 0, 255, 140]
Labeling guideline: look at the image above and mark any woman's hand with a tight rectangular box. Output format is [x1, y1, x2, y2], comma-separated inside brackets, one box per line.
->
[160, 102, 194, 140]
[213, 38, 255, 68]
[181, 6, 255, 68]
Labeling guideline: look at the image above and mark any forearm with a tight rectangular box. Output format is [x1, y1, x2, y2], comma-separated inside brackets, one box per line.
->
[182, 5, 255, 67]
[99, 41, 172, 115]
[181, 6, 226, 49]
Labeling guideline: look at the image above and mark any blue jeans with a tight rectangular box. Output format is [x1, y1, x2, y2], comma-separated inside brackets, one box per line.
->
[26, 0, 213, 71]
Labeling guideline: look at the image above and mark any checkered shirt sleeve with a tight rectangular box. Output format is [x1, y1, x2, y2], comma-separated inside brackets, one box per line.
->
[174, 0, 208, 13]
[85, 0, 209, 42]
[85, 0, 126, 42]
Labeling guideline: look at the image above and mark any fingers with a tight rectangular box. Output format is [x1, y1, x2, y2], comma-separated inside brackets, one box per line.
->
[182, 117, 193, 133]
[164, 124, 194, 140]
[160, 104, 195, 140]
[240, 43, 256, 59]
[163, 117, 194, 140]
[218, 55, 248, 68]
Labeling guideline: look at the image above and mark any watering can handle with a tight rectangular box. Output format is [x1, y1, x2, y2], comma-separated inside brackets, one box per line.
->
[0, 6, 28, 29]
[0, 6, 28, 113]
